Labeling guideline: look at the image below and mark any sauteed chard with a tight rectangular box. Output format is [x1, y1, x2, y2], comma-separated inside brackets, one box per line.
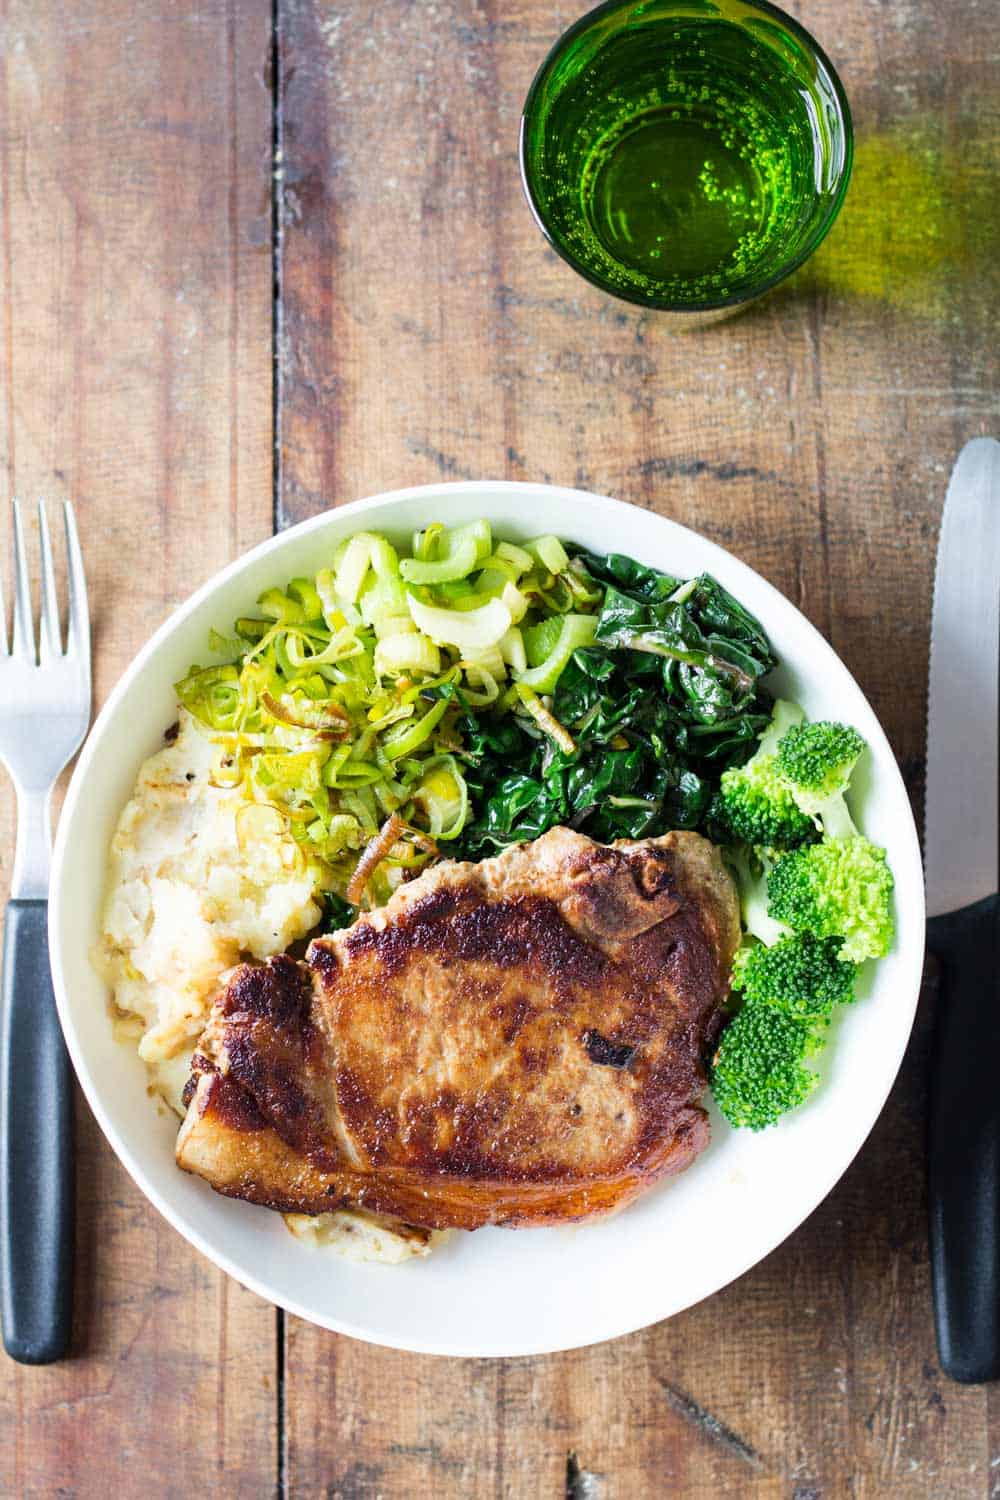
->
[455, 552, 776, 856]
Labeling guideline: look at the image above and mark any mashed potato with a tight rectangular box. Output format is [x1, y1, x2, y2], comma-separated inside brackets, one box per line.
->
[101, 712, 322, 1110]
[284, 1210, 436, 1262]
[100, 712, 438, 1262]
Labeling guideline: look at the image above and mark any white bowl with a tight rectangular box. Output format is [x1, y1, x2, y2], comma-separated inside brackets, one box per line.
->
[50, 481, 925, 1358]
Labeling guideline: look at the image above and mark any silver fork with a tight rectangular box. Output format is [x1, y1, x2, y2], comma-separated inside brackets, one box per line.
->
[0, 501, 90, 1364]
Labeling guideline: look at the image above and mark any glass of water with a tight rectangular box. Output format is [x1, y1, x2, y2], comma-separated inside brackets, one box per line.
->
[519, 0, 853, 321]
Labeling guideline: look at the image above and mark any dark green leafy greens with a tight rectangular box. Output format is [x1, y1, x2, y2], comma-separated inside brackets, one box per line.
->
[453, 554, 777, 858]
[320, 892, 356, 933]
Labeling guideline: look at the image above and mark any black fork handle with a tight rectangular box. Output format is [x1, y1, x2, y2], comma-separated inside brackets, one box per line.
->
[0, 899, 74, 1363]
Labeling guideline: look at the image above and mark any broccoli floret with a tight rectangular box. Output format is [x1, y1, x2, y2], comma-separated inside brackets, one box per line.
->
[731, 933, 857, 1020]
[714, 933, 855, 1128]
[711, 996, 823, 1130]
[725, 845, 790, 947]
[776, 720, 866, 839]
[711, 700, 817, 850]
[767, 836, 895, 962]
[776, 720, 865, 800]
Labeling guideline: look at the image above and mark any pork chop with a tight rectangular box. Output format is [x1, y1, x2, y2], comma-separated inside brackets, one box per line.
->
[176, 826, 739, 1231]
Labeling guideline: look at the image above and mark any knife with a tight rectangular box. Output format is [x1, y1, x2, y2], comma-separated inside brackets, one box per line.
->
[926, 436, 1000, 1384]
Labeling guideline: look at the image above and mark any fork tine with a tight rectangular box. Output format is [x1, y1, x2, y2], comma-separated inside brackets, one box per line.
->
[10, 499, 36, 663]
[63, 501, 90, 667]
[37, 501, 62, 661]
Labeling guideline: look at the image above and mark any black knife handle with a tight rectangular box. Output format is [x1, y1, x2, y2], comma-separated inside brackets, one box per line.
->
[0, 900, 74, 1363]
[927, 890, 1000, 1383]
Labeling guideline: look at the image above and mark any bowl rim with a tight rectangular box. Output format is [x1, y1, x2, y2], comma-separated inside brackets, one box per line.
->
[50, 478, 925, 1356]
[518, 0, 855, 314]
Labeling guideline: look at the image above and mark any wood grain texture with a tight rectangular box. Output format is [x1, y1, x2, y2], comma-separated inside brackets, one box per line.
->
[277, 1, 999, 1498]
[0, 0, 276, 1493]
[0, 0, 997, 1493]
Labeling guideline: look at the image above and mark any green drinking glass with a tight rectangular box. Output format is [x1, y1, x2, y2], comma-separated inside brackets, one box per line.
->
[519, 0, 853, 319]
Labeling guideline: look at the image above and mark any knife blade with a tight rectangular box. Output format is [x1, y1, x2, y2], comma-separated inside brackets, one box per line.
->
[924, 437, 1000, 918]
[925, 436, 1000, 1384]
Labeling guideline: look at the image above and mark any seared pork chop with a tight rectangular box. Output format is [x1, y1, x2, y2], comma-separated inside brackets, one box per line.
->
[177, 827, 739, 1231]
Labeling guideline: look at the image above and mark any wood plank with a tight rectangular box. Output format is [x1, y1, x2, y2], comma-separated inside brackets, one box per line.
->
[0, 1, 277, 1492]
[272, 0, 1000, 1495]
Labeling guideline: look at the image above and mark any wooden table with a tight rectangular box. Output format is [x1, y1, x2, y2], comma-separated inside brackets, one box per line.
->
[0, 0, 997, 1493]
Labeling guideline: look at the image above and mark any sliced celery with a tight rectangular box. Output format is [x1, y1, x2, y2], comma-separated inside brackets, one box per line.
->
[516, 613, 598, 694]
[401, 521, 491, 584]
[462, 642, 506, 681]
[495, 540, 534, 574]
[525, 535, 569, 574]
[523, 615, 563, 668]
[334, 532, 397, 604]
[374, 633, 442, 678]
[500, 581, 529, 622]
[359, 571, 408, 626]
[399, 533, 478, 585]
[407, 592, 511, 652]
[498, 627, 527, 674]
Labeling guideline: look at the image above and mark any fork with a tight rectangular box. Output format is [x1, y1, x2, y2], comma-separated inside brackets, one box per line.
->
[0, 501, 90, 1363]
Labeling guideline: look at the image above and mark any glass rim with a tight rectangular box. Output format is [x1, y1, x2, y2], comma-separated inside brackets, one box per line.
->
[518, 0, 855, 314]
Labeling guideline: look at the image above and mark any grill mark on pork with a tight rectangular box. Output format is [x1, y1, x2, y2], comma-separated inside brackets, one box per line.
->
[177, 827, 740, 1231]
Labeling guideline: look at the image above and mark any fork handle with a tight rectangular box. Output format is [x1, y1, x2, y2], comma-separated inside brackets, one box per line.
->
[1, 900, 74, 1363]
